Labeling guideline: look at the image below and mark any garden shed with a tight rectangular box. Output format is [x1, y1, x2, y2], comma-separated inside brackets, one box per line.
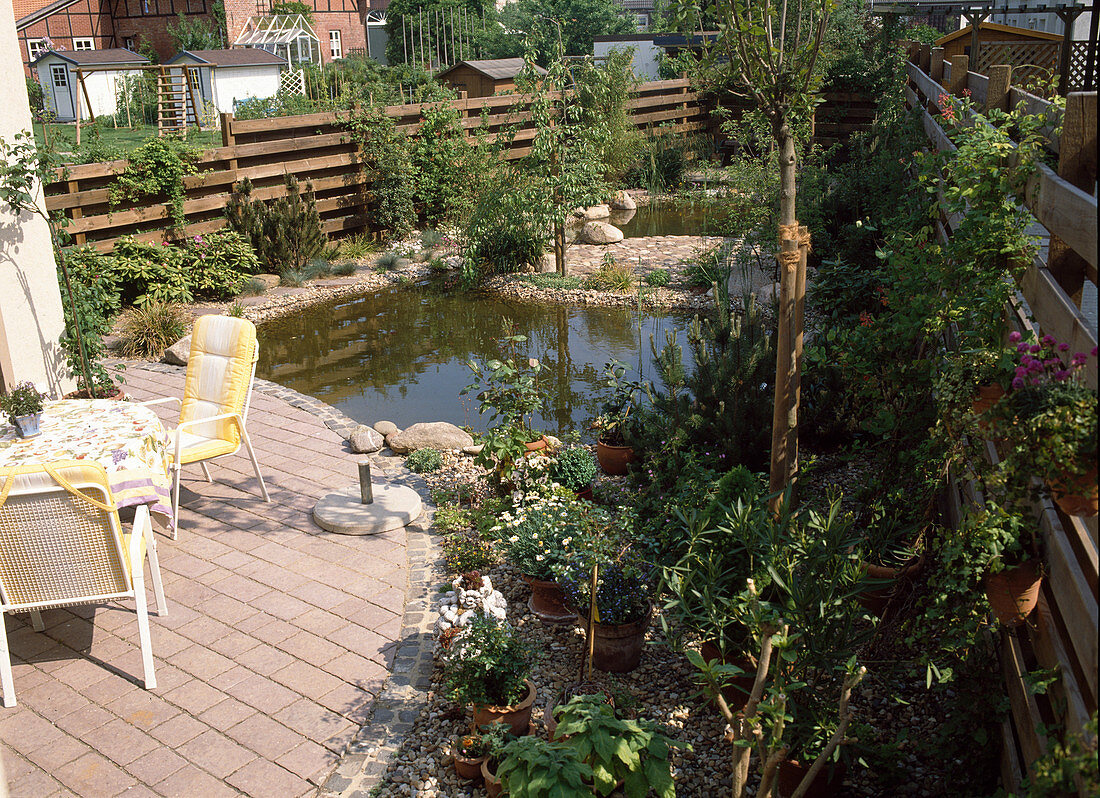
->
[436, 58, 545, 98]
[937, 21, 1062, 67]
[165, 49, 287, 115]
[32, 48, 148, 123]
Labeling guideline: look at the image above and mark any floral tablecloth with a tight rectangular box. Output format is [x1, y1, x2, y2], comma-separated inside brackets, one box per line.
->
[0, 399, 173, 527]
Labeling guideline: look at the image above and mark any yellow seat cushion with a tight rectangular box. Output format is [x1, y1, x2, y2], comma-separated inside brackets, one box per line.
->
[179, 316, 257, 447]
[167, 431, 239, 466]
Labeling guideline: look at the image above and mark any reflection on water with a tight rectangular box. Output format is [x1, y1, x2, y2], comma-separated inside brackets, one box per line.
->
[619, 200, 726, 238]
[256, 284, 693, 435]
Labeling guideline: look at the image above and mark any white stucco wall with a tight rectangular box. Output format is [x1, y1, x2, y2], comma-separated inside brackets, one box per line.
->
[0, 0, 72, 393]
[212, 65, 283, 114]
[594, 40, 661, 80]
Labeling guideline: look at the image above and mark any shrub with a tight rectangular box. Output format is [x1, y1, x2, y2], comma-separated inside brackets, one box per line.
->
[495, 494, 606, 581]
[644, 268, 670, 287]
[442, 616, 530, 708]
[420, 228, 445, 249]
[627, 131, 692, 193]
[582, 258, 634, 293]
[178, 230, 257, 298]
[410, 103, 474, 224]
[111, 237, 194, 306]
[304, 259, 333, 280]
[441, 531, 498, 573]
[280, 269, 307, 287]
[225, 175, 326, 275]
[109, 136, 200, 230]
[343, 106, 416, 236]
[333, 261, 357, 276]
[406, 447, 443, 473]
[59, 247, 121, 394]
[337, 234, 377, 260]
[117, 302, 188, 358]
[434, 504, 474, 534]
[241, 277, 268, 296]
[549, 446, 597, 492]
[462, 169, 547, 283]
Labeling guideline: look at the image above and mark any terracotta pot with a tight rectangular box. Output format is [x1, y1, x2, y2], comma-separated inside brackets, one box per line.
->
[481, 759, 503, 798]
[699, 641, 755, 711]
[971, 383, 1005, 416]
[63, 386, 125, 400]
[521, 575, 575, 625]
[984, 562, 1042, 626]
[777, 759, 846, 798]
[579, 604, 651, 673]
[596, 440, 635, 475]
[453, 753, 486, 781]
[472, 679, 536, 736]
[524, 436, 549, 453]
[856, 556, 923, 619]
[1048, 465, 1098, 517]
[576, 485, 594, 501]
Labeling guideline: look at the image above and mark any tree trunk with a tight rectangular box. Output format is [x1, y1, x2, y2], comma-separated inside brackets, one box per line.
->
[555, 221, 567, 276]
[768, 120, 800, 511]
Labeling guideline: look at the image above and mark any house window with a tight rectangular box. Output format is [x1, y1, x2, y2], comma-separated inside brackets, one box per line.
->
[73, 38, 95, 50]
[28, 39, 48, 59]
[123, 36, 135, 50]
[329, 29, 342, 59]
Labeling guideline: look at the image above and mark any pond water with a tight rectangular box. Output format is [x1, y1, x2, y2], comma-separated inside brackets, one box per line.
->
[617, 200, 726, 238]
[256, 283, 694, 436]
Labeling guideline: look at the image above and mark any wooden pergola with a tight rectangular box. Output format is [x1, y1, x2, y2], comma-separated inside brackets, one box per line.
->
[871, 0, 1097, 94]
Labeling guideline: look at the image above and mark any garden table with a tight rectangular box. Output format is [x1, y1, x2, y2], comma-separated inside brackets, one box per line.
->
[0, 399, 174, 529]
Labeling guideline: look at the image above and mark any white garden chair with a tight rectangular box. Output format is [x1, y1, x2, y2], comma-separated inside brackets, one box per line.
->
[0, 461, 167, 708]
[143, 315, 270, 536]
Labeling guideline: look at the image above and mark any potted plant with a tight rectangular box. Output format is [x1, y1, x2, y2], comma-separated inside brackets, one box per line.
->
[500, 695, 687, 797]
[1, 382, 47, 438]
[462, 329, 548, 483]
[989, 335, 1097, 516]
[495, 492, 595, 624]
[555, 519, 653, 673]
[934, 345, 1015, 425]
[442, 616, 535, 735]
[453, 721, 510, 782]
[592, 360, 643, 475]
[549, 445, 598, 499]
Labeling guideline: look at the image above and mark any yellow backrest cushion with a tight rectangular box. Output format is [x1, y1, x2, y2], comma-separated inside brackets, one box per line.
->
[180, 315, 258, 445]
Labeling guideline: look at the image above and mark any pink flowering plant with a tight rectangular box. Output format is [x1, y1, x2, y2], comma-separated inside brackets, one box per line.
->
[986, 333, 1097, 505]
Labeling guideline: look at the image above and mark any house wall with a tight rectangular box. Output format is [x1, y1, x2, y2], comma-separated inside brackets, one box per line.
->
[212, 64, 282, 113]
[108, 0, 219, 63]
[594, 38, 659, 80]
[80, 69, 138, 117]
[17, 0, 115, 76]
[0, 0, 73, 394]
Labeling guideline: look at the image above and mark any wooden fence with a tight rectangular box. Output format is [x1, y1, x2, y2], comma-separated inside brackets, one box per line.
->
[904, 43, 1097, 797]
[43, 78, 710, 251]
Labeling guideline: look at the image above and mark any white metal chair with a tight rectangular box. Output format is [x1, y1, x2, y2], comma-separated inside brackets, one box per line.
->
[0, 460, 167, 708]
[143, 315, 271, 537]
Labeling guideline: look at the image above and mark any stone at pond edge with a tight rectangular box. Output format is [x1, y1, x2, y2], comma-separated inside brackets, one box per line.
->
[609, 190, 637, 211]
[387, 422, 474, 454]
[581, 221, 624, 245]
[254, 274, 281, 290]
[537, 252, 557, 273]
[463, 444, 484, 456]
[349, 425, 384, 453]
[374, 420, 399, 436]
[163, 335, 192, 366]
[581, 204, 611, 220]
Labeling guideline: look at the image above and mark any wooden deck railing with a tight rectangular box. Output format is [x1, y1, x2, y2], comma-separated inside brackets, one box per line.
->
[44, 78, 711, 251]
[905, 42, 1097, 796]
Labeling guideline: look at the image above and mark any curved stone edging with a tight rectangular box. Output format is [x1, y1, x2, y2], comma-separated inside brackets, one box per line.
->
[126, 362, 444, 798]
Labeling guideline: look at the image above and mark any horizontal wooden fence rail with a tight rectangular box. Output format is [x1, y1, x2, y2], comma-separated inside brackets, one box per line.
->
[905, 44, 1098, 798]
[43, 79, 709, 251]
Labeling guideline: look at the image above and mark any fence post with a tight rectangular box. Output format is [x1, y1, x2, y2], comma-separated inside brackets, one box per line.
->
[919, 43, 931, 73]
[1046, 92, 1098, 305]
[220, 112, 238, 175]
[949, 54, 969, 97]
[68, 178, 86, 246]
[986, 65, 1012, 112]
[931, 47, 945, 84]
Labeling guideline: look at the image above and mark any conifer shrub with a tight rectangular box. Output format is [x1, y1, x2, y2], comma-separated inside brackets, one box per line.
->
[225, 175, 326, 276]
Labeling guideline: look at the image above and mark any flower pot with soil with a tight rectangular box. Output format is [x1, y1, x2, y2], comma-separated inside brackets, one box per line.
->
[595, 439, 635, 476]
[521, 575, 574, 624]
[579, 603, 652, 673]
[481, 758, 503, 798]
[591, 360, 643, 476]
[472, 679, 536, 736]
[1047, 465, 1098, 518]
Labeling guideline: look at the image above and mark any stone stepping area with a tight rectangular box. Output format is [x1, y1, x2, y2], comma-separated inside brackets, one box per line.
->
[0, 364, 439, 798]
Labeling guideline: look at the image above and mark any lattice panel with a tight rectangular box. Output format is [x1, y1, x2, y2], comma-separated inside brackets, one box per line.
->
[977, 40, 1060, 87]
[280, 68, 306, 97]
[1068, 41, 1096, 92]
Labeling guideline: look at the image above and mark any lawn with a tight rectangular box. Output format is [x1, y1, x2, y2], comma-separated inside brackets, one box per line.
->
[32, 121, 222, 159]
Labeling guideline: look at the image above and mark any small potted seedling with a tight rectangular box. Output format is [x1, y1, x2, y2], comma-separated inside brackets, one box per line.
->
[1, 382, 47, 438]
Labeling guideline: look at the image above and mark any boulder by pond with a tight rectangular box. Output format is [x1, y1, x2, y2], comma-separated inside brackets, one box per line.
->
[609, 190, 637, 211]
[349, 425, 384, 453]
[374, 420, 399, 436]
[387, 422, 474, 453]
[580, 221, 624, 245]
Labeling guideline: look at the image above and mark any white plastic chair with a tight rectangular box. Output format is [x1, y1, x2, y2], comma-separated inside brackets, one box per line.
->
[143, 315, 271, 536]
[0, 460, 167, 708]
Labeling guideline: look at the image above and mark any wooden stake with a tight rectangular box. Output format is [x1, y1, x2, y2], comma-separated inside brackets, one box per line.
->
[584, 563, 598, 683]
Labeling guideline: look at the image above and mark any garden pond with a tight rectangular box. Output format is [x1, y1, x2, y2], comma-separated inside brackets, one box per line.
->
[256, 283, 694, 435]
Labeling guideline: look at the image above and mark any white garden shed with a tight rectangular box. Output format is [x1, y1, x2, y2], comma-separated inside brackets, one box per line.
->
[164, 49, 287, 116]
[32, 48, 149, 123]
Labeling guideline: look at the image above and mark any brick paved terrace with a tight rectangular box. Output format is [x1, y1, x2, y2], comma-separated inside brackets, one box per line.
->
[1, 364, 416, 797]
